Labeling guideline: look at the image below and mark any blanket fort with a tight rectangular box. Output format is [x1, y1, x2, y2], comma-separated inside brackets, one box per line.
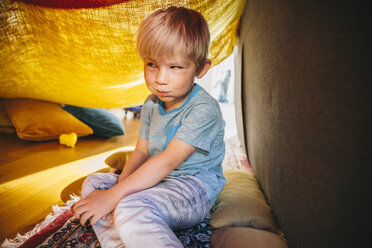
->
[0, 0, 245, 108]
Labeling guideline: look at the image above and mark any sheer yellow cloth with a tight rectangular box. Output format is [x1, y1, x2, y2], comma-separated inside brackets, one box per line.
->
[0, 0, 245, 108]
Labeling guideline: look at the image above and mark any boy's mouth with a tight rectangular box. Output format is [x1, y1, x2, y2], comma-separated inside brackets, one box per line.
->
[155, 89, 170, 96]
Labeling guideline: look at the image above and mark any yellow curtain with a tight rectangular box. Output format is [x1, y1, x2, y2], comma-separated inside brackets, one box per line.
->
[0, 0, 245, 108]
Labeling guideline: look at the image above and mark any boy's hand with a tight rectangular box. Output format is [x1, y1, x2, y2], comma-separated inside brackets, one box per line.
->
[73, 190, 119, 226]
[101, 212, 115, 224]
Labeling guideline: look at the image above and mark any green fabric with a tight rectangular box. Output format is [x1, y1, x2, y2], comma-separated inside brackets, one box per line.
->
[63, 105, 124, 138]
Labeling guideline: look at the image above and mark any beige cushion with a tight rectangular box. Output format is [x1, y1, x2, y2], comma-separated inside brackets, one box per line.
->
[104, 150, 133, 170]
[210, 170, 281, 234]
[211, 227, 288, 248]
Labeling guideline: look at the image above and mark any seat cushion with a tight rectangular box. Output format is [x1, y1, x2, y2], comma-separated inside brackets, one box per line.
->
[211, 227, 288, 248]
[210, 170, 281, 234]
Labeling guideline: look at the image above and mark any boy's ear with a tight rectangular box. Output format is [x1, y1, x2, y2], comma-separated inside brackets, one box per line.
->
[196, 59, 212, 79]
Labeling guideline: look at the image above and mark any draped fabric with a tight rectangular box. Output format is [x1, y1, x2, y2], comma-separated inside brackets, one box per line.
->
[0, 0, 245, 108]
[20, 0, 129, 9]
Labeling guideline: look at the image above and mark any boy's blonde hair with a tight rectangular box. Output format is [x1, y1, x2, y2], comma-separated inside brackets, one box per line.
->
[137, 6, 210, 73]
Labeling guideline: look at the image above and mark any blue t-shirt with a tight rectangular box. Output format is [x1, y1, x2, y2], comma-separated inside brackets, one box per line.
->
[139, 84, 226, 204]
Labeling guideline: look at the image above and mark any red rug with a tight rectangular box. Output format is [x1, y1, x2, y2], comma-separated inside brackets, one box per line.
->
[2, 196, 212, 248]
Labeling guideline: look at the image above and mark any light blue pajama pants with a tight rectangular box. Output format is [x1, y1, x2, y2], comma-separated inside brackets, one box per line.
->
[81, 173, 212, 248]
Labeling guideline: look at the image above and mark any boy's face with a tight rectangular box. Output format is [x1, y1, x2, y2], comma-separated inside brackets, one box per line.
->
[144, 55, 203, 112]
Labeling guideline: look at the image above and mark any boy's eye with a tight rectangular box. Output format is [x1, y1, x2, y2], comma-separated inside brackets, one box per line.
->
[147, 62, 156, 67]
[170, 66, 183, 69]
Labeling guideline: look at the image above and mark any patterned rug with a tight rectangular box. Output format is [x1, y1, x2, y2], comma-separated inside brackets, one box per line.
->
[2, 196, 212, 248]
[2, 135, 249, 248]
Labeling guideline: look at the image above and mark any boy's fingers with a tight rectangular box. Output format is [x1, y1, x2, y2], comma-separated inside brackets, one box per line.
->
[90, 215, 100, 226]
[72, 200, 84, 210]
[72, 201, 86, 216]
[73, 205, 87, 220]
[73, 208, 81, 219]
[80, 211, 92, 226]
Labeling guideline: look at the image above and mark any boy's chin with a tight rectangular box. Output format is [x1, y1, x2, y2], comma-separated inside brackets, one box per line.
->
[158, 96, 173, 102]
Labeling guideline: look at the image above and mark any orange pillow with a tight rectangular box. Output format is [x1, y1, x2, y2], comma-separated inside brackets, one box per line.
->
[1, 99, 93, 141]
[0, 105, 16, 133]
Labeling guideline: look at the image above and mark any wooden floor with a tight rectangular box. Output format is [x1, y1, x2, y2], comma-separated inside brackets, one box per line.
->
[0, 117, 140, 242]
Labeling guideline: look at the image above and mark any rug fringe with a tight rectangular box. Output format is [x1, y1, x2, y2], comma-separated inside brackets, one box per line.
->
[1, 194, 81, 248]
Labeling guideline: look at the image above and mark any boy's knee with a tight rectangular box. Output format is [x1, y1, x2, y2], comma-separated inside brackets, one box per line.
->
[81, 173, 115, 198]
[114, 196, 157, 224]
[113, 200, 181, 248]
[113, 203, 157, 242]
[81, 174, 98, 198]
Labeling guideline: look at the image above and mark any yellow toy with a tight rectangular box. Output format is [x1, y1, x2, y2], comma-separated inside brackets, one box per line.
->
[59, 133, 77, 148]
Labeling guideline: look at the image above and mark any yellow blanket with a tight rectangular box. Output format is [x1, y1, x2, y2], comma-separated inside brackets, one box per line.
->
[0, 0, 245, 108]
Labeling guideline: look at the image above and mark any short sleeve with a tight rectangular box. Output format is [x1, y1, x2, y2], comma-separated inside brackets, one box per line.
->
[174, 102, 225, 153]
[138, 95, 156, 140]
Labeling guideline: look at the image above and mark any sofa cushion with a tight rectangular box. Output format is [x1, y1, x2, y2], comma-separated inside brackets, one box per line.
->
[210, 170, 280, 234]
[211, 227, 288, 248]
[1, 99, 93, 141]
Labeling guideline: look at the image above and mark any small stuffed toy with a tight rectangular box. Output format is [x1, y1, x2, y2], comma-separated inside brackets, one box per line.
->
[59, 133, 77, 148]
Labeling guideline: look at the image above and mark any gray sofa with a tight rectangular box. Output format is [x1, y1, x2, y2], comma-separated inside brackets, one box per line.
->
[210, 1, 370, 247]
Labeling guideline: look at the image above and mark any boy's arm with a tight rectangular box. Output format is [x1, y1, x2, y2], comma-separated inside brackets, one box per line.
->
[111, 138, 196, 198]
[74, 138, 196, 226]
[118, 137, 149, 181]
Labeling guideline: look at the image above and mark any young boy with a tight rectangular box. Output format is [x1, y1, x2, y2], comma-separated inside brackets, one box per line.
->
[73, 6, 226, 248]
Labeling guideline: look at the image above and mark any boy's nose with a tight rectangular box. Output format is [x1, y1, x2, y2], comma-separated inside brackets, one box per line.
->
[156, 69, 168, 85]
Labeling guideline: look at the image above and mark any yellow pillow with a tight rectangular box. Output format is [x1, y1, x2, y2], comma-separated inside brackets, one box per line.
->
[1, 99, 93, 141]
[0, 104, 15, 133]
